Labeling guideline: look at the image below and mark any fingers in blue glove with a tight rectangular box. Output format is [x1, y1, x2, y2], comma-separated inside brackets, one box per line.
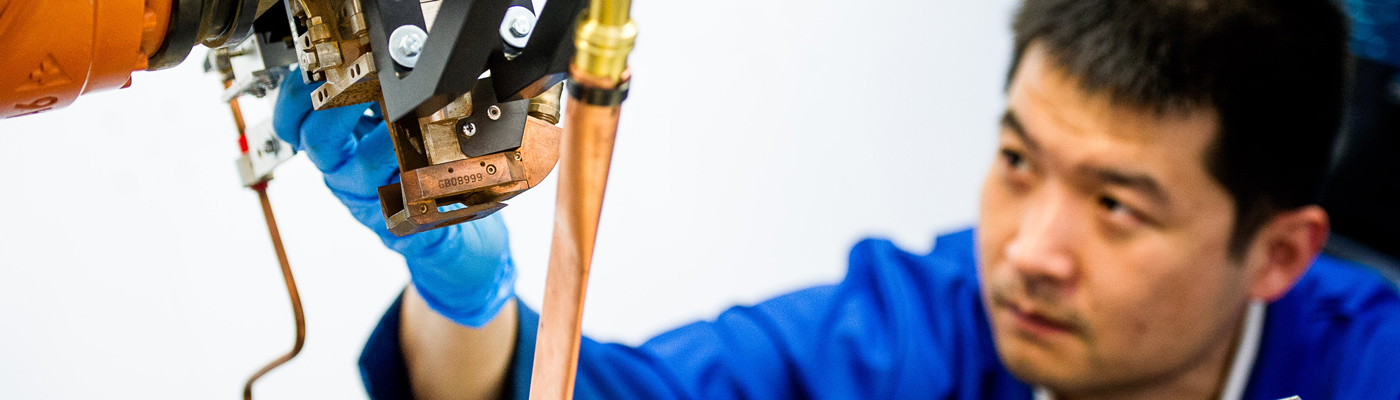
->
[272, 76, 385, 174]
[272, 75, 321, 148]
[271, 73, 516, 328]
[272, 76, 397, 200]
[322, 123, 400, 200]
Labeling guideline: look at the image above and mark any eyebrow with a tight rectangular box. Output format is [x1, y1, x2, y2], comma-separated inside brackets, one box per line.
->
[1000, 110, 1040, 152]
[1000, 109, 1172, 208]
[1085, 166, 1172, 207]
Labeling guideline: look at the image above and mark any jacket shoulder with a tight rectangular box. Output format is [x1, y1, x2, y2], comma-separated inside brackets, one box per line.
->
[1248, 255, 1400, 399]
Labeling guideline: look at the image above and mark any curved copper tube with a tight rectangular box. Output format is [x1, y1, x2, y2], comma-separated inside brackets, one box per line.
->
[242, 184, 306, 400]
[223, 83, 307, 400]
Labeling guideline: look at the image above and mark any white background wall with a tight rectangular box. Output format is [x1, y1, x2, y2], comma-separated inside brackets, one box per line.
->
[0, 0, 1015, 398]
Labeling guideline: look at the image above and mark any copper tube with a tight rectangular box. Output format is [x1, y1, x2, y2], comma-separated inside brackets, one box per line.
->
[226, 87, 248, 136]
[223, 80, 306, 400]
[242, 184, 306, 400]
[527, 95, 623, 400]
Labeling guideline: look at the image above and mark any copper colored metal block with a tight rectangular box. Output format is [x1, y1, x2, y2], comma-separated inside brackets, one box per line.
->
[399, 152, 519, 201]
[379, 184, 510, 236]
[380, 116, 562, 236]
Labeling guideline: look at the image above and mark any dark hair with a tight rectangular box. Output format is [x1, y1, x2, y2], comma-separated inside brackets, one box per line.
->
[1008, 0, 1349, 255]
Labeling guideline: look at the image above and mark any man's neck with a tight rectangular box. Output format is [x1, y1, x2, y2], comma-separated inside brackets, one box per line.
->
[1037, 301, 1266, 400]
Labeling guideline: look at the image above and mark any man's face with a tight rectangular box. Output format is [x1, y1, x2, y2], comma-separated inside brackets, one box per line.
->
[977, 45, 1253, 394]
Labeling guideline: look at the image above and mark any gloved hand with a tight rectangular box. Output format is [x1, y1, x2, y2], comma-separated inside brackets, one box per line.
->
[272, 74, 515, 328]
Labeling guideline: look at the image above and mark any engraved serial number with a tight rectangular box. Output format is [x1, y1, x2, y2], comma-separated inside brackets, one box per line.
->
[438, 173, 485, 189]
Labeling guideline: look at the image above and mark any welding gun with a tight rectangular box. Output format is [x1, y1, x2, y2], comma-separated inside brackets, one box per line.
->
[1, 1, 635, 399]
[2, 0, 612, 234]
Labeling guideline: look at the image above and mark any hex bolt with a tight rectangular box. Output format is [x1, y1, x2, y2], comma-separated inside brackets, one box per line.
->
[462, 122, 477, 137]
[400, 35, 422, 57]
[510, 16, 533, 38]
[498, 6, 535, 49]
[487, 105, 502, 120]
[486, 164, 497, 175]
[389, 25, 429, 68]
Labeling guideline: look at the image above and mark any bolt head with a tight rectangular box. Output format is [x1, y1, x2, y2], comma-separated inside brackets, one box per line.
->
[510, 17, 533, 37]
[389, 25, 429, 68]
[399, 34, 423, 57]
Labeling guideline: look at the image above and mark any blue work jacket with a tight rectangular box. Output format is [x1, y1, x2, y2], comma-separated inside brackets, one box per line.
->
[1345, 0, 1400, 67]
[360, 229, 1400, 399]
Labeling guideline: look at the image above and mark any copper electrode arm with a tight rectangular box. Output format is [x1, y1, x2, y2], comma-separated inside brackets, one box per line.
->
[528, 0, 637, 397]
[220, 78, 305, 400]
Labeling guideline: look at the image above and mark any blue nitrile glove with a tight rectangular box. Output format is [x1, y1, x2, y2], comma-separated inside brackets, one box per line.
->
[272, 75, 515, 328]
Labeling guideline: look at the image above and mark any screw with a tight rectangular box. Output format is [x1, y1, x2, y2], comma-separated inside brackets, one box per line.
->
[514, 151, 522, 161]
[418, 204, 428, 213]
[487, 105, 502, 120]
[462, 122, 477, 137]
[486, 164, 497, 175]
[399, 34, 422, 57]
[263, 138, 280, 154]
[510, 16, 533, 38]
[389, 25, 428, 68]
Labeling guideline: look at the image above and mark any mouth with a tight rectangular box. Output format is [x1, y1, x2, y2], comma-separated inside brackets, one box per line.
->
[998, 298, 1078, 339]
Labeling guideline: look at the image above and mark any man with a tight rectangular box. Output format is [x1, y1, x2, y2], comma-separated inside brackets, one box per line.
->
[273, 0, 1400, 398]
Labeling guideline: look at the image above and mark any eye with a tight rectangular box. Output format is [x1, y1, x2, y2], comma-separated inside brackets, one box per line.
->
[1001, 149, 1030, 173]
[1099, 195, 1139, 224]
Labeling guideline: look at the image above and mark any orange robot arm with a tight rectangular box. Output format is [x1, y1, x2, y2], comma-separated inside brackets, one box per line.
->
[0, 0, 171, 119]
[0, 0, 276, 119]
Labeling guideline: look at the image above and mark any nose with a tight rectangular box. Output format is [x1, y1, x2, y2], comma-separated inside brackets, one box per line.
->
[1004, 187, 1080, 288]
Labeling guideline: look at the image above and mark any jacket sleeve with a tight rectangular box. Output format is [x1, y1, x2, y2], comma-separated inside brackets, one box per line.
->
[361, 230, 1025, 399]
[356, 286, 833, 399]
[519, 233, 1016, 399]
[359, 291, 413, 400]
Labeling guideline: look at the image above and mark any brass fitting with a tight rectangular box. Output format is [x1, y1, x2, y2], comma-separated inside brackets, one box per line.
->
[528, 83, 565, 125]
[572, 0, 637, 86]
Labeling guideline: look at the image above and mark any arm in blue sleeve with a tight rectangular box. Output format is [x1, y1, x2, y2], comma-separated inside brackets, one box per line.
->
[356, 291, 685, 400]
[502, 287, 840, 400]
[513, 233, 1024, 399]
[360, 281, 859, 398]
[362, 231, 1028, 399]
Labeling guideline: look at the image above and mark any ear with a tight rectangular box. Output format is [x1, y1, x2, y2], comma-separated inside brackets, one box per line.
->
[1244, 205, 1330, 302]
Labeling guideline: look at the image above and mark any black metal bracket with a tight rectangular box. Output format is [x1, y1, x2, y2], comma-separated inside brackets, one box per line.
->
[363, 0, 585, 122]
[458, 78, 530, 158]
